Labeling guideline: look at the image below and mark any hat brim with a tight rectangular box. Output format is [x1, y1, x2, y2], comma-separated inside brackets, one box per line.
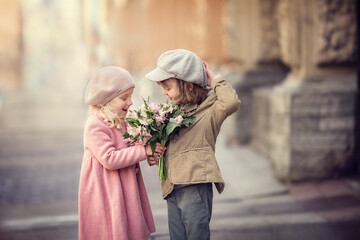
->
[145, 67, 176, 82]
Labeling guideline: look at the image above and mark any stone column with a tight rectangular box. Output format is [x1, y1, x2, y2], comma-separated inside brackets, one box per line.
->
[252, 0, 357, 181]
[0, 0, 21, 90]
[224, 0, 288, 144]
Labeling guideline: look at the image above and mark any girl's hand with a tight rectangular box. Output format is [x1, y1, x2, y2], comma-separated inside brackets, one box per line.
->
[145, 145, 158, 166]
[145, 144, 153, 156]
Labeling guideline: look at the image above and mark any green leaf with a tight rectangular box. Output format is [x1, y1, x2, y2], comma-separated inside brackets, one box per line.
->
[125, 117, 136, 122]
[150, 141, 156, 155]
[160, 124, 165, 132]
[123, 132, 131, 139]
[150, 124, 159, 133]
[182, 116, 195, 126]
[125, 118, 139, 127]
[133, 133, 140, 140]
[166, 122, 180, 136]
[146, 111, 152, 118]
[147, 133, 160, 144]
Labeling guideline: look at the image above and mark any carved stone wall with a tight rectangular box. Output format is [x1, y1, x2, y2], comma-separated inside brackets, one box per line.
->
[252, 0, 357, 181]
[289, 77, 356, 180]
[316, 0, 357, 65]
[276, 0, 357, 72]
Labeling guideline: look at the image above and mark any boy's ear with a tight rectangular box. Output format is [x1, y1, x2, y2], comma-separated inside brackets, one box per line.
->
[186, 82, 194, 92]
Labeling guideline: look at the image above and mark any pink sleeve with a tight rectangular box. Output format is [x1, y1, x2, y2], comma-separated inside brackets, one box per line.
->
[85, 120, 147, 170]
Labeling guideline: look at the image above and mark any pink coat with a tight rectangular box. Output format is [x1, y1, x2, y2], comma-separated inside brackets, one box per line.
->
[78, 109, 155, 240]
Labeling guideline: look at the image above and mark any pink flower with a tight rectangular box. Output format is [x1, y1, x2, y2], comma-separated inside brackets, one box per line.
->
[158, 109, 166, 118]
[125, 138, 134, 145]
[139, 105, 149, 118]
[166, 106, 174, 114]
[141, 130, 152, 143]
[126, 124, 141, 137]
[123, 98, 195, 182]
[149, 102, 161, 112]
[170, 115, 183, 125]
[154, 114, 165, 126]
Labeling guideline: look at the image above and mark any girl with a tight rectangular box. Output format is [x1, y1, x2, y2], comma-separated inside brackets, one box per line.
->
[145, 49, 241, 240]
[79, 66, 165, 240]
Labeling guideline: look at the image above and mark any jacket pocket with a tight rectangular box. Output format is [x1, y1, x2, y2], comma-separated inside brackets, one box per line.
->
[168, 148, 210, 184]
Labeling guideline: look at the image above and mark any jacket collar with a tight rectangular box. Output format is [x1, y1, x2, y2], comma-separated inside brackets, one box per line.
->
[184, 103, 198, 116]
[184, 92, 217, 116]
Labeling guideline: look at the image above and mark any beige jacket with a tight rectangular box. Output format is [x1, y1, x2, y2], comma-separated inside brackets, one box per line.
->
[161, 76, 241, 198]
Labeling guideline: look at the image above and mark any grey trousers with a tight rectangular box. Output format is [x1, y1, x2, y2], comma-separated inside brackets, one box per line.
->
[166, 183, 213, 240]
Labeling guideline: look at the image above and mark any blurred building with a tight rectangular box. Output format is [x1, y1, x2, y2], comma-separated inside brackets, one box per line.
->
[0, 0, 358, 182]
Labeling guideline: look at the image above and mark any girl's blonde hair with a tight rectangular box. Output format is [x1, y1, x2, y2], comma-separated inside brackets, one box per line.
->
[96, 103, 124, 129]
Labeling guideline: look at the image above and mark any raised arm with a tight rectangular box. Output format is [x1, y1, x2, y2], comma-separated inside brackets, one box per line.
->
[203, 61, 241, 124]
[212, 76, 241, 117]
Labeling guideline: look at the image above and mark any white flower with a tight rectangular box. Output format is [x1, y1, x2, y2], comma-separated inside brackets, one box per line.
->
[126, 110, 137, 119]
[139, 117, 153, 126]
[170, 115, 183, 125]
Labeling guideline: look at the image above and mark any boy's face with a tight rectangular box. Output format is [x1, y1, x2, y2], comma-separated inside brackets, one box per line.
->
[158, 78, 181, 104]
[108, 87, 134, 117]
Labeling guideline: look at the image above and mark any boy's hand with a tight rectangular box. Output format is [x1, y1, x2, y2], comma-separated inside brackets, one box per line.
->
[145, 142, 166, 166]
[203, 61, 221, 87]
[147, 156, 158, 166]
[145, 142, 166, 156]
[203, 61, 214, 86]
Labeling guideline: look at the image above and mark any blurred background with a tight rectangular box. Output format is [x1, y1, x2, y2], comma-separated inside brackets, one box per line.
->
[0, 0, 359, 239]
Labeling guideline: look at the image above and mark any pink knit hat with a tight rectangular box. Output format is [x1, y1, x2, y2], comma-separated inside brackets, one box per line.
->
[84, 66, 135, 106]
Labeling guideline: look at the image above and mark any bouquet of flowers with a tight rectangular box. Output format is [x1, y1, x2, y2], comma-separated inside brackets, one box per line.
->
[123, 98, 195, 181]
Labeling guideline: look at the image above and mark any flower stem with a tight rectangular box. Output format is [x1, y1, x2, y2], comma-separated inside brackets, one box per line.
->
[158, 155, 166, 181]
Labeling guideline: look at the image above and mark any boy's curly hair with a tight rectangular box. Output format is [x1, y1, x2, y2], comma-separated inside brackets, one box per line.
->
[159, 78, 209, 105]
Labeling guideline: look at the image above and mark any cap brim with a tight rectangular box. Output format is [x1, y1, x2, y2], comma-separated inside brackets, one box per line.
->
[145, 67, 175, 82]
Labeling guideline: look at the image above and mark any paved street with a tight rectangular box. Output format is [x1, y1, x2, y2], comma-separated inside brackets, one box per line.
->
[0, 87, 360, 240]
[0, 125, 360, 239]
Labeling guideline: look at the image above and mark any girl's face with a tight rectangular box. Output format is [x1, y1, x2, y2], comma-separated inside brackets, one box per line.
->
[158, 78, 181, 104]
[108, 87, 134, 117]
